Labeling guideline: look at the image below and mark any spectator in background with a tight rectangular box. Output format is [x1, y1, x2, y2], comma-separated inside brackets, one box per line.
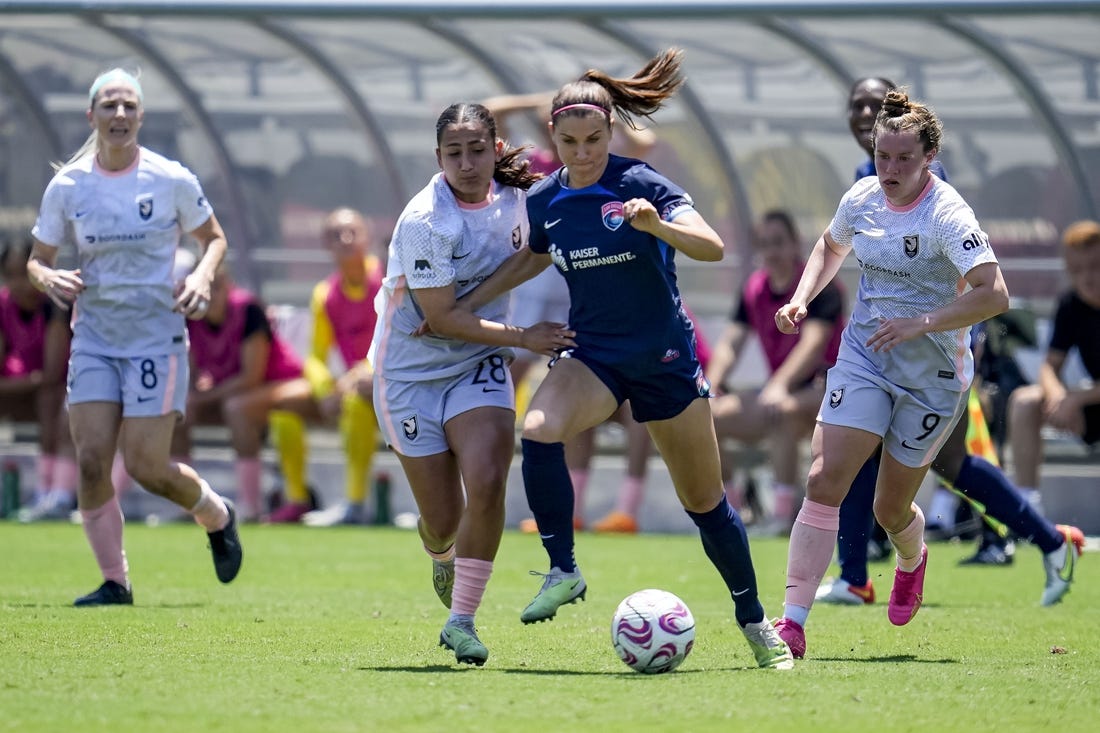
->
[0, 236, 78, 521]
[173, 265, 311, 523]
[708, 210, 846, 535]
[1008, 220, 1100, 501]
[299, 207, 384, 527]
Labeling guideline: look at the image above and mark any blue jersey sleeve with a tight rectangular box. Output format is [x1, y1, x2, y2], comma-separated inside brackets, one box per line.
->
[622, 161, 694, 222]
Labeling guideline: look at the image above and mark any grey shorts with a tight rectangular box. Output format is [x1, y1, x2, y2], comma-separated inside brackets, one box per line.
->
[818, 358, 967, 468]
[374, 353, 515, 458]
[68, 350, 188, 418]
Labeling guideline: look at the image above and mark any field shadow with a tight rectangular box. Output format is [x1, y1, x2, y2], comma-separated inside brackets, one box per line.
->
[361, 665, 713, 677]
[0, 602, 207, 610]
[812, 654, 960, 664]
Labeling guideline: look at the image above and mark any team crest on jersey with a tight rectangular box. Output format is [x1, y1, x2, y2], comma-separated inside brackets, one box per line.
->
[829, 388, 844, 408]
[137, 195, 153, 221]
[511, 225, 522, 250]
[903, 235, 920, 258]
[601, 201, 625, 231]
[661, 348, 680, 363]
[402, 415, 419, 441]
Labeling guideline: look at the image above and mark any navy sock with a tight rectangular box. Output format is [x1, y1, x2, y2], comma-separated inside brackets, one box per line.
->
[520, 439, 577, 573]
[954, 455, 1063, 554]
[686, 497, 763, 627]
[837, 452, 879, 587]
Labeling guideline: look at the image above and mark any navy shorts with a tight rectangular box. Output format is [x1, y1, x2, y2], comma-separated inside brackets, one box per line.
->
[553, 349, 710, 423]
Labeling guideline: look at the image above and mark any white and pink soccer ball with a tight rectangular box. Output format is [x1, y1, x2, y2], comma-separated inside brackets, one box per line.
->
[611, 589, 695, 674]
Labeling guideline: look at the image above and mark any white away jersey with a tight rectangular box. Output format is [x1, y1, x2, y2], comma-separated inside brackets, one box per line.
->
[31, 147, 213, 358]
[829, 175, 998, 391]
[369, 174, 527, 381]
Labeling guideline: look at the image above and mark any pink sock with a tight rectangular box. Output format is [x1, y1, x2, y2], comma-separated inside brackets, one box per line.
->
[235, 458, 263, 518]
[112, 452, 133, 494]
[53, 457, 78, 496]
[80, 496, 129, 587]
[36, 454, 56, 493]
[784, 499, 840, 611]
[570, 468, 590, 521]
[190, 479, 230, 532]
[615, 475, 645, 516]
[451, 557, 493, 616]
[886, 503, 926, 572]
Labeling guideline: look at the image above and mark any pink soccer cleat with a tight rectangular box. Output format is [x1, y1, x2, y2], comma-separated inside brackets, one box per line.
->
[773, 617, 806, 659]
[888, 544, 928, 626]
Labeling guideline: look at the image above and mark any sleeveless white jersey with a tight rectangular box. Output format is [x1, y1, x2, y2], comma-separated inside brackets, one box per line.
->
[369, 174, 527, 381]
[31, 147, 213, 358]
[829, 175, 997, 391]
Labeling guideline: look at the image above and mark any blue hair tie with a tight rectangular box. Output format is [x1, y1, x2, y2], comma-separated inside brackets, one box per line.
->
[88, 68, 143, 105]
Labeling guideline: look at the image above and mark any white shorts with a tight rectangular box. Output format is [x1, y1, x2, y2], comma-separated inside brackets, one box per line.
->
[68, 351, 188, 418]
[818, 357, 967, 468]
[509, 267, 570, 362]
[374, 353, 515, 457]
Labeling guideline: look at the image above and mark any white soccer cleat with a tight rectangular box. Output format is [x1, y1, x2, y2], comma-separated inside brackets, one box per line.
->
[815, 577, 875, 605]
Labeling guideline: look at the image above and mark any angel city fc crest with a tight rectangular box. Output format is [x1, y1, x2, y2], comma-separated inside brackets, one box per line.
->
[401, 415, 419, 441]
[601, 201, 625, 231]
[829, 387, 844, 408]
[137, 195, 153, 221]
[903, 234, 919, 258]
[511, 225, 522, 250]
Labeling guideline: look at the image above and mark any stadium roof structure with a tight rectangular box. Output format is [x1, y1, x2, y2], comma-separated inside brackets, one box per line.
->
[1, 0, 1097, 308]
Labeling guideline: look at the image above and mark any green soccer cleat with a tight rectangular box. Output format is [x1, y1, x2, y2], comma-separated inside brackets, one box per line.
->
[1041, 525, 1084, 606]
[520, 567, 587, 624]
[741, 618, 795, 670]
[433, 557, 455, 609]
[439, 617, 488, 666]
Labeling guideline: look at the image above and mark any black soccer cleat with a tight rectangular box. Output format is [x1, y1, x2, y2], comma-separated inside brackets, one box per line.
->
[208, 499, 243, 583]
[74, 580, 134, 607]
[958, 538, 1015, 567]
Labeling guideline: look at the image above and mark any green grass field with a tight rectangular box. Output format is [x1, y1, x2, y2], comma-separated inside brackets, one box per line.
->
[1, 522, 1097, 733]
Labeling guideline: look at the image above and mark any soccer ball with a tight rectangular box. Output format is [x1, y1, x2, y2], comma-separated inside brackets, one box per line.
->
[611, 589, 695, 674]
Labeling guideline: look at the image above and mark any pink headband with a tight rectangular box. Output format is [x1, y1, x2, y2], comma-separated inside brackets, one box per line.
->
[551, 103, 610, 118]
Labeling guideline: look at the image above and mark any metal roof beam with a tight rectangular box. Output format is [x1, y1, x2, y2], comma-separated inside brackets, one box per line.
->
[3, 1, 1099, 20]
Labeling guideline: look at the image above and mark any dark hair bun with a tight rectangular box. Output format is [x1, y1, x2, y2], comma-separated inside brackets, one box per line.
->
[881, 90, 910, 118]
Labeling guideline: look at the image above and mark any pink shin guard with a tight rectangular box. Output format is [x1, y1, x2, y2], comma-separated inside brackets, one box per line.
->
[784, 499, 840, 610]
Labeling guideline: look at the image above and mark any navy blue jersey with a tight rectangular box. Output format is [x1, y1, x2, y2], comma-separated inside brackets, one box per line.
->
[526, 155, 698, 368]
